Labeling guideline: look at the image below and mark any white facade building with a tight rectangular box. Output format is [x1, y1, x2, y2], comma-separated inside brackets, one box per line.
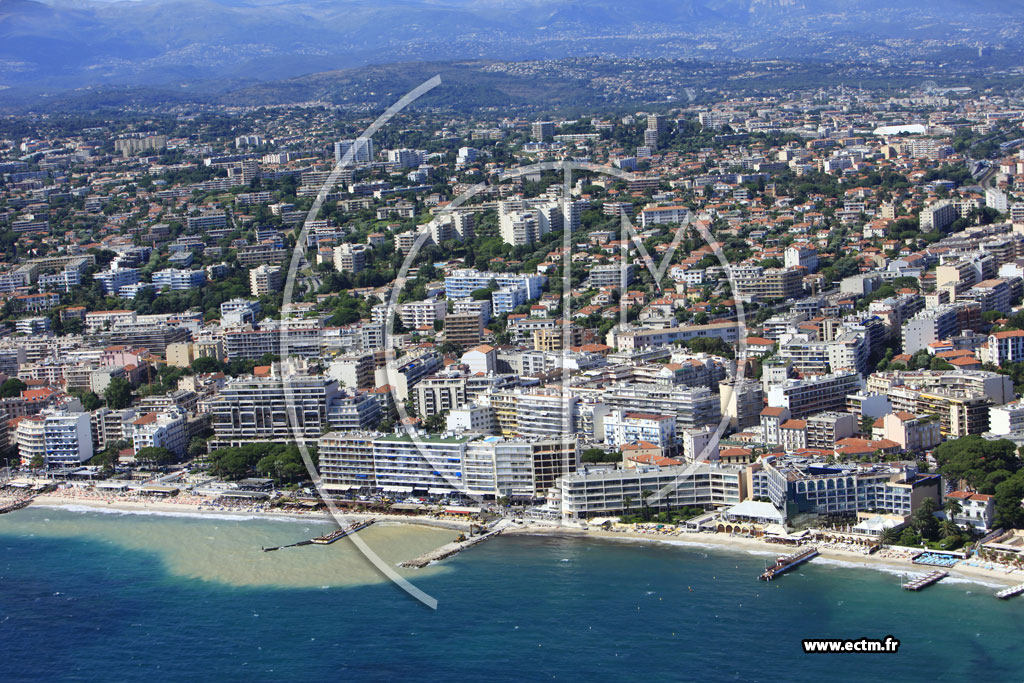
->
[16, 409, 93, 467]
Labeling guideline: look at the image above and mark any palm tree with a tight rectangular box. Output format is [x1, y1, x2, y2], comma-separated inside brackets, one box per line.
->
[939, 519, 960, 539]
[944, 498, 963, 522]
[880, 526, 900, 546]
[640, 489, 654, 522]
[623, 496, 634, 517]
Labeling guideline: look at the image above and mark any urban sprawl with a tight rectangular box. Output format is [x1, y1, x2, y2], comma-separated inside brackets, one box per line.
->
[7, 81, 1024, 567]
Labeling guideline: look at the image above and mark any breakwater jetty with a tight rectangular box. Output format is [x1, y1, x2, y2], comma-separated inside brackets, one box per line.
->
[400, 520, 511, 568]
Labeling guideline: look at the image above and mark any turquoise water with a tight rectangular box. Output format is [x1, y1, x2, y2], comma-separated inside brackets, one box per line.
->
[1, 507, 1022, 682]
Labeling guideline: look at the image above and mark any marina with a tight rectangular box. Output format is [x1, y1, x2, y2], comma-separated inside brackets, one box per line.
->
[902, 571, 948, 591]
[758, 547, 819, 581]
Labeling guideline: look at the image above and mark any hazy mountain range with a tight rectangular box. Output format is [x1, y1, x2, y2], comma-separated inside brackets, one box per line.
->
[0, 0, 1018, 92]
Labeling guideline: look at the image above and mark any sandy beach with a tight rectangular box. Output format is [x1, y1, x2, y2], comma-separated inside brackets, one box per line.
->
[14, 489, 1023, 590]
[27, 493, 474, 532]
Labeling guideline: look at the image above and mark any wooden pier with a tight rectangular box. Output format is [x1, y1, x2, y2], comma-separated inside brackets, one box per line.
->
[758, 547, 818, 581]
[262, 519, 375, 552]
[902, 570, 948, 591]
[310, 520, 374, 544]
[995, 582, 1024, 599]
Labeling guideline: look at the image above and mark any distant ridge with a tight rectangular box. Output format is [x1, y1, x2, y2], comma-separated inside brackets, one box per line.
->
[0, 0, 1018, 91]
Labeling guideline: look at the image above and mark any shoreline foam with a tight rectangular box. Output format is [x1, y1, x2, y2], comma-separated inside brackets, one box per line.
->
[503, 524, 1024, 589]
[15, 497, 1024, 590]
[26, 495, 473, 532]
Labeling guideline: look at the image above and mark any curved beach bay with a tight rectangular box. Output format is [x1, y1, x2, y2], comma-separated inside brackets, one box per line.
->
[2, 507, 1023, 682]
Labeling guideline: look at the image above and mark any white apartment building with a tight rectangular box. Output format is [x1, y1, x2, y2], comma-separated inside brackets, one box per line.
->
[784, 245, 819, 272]
[203, 369, 340, 446]
[94, 267, 140, 295]
[902, 304, 964, 353]
[153, 268, 206, 291]
[444, 269, 546, 301]
[603, 410, 677, 450]
[498, 198, 563, 246]
[249, 264, 282, 296]
[980, 330, 1024, 366]
[132, 409, 188, 458]
[987, 188, 1009, 213]
[681, 427, 719, 462]
[988, 402, 1024, 435]
[372, 299, 446, 329]
[15, 409, 93, 467]
[335, 138, 374, 164]
[946, 490, 995, 533]
[446, 404, 498, 434]
[317, 432, 577, 499]
[608, 322, 742, 351]
[515, 390, 579, 438]
[557, 462, 744, 520]
[639, 205, 690, 227]
[333, 243, 368, 274]
[920, 201, 957, 231]
[766, 372, 862, 418]
[85, 310, 138, 333]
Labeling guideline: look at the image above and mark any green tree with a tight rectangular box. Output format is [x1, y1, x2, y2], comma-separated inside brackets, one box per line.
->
[934, 435, 1020, 492]
[898, 527, 922, 547]
[29, 454, 45, 470]
[255, 445, 310, 484]
[470, 287, 494, 301]
[79, 391, 103, 411]
[880, 526, 901, 546]
[104, 377, 133, 409]
[994, 471, 1024, 529]
[0, 378, 26, 398]
[188, 437, 208, 459]
[911, 497, 939, 540]
[938, 518, 960, 539]
[423, 412, 447, 432]
[682, 336, 734, 359]
[135, 446, 175, 465]
[191, 356, 225, 374]
[90, 447, 118, 472]
[860, 414, 876, 435]
[943, 498, 963, 521]
[582, 448, 620, 463]
[640, 489, 654, 522]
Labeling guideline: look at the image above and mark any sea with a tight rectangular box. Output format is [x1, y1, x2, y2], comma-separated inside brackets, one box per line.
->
[1, 506, 1022, 682]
